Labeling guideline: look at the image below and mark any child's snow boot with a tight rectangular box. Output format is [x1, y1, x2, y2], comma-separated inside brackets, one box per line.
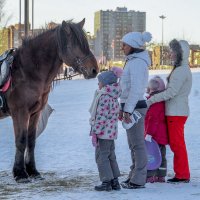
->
[155, 176, 165, 183]
[111, 178, 121, 190]
[94, 181, 112, 191]
[146, 176, 155, 183]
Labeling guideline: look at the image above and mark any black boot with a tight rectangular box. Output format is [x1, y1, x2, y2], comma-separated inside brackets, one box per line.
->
[111, 178, 121, 190]
[121, 181, 145, 189]
[167, 177, 190, 183]
[120, 178, 130, 187]
[94, 181, 112, 191]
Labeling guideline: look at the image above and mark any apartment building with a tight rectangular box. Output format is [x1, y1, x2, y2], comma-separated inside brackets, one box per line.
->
[94, 7, 146, 61]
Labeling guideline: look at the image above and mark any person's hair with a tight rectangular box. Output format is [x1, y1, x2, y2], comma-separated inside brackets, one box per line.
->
[169, 39, 183, 67]
[167, 39, 183, 82]
[128, 47, 144, 55]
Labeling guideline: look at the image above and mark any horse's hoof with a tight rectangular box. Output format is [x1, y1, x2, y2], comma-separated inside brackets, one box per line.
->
[30, 174, 44, 180]
[15, 177, 30, 183]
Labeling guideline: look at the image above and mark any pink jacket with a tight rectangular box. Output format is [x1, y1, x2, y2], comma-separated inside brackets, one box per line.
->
[90, 83, 121, 140]
[145, 98, 169, 145]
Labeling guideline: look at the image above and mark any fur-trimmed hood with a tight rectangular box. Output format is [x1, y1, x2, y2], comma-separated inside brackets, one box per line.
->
[169, 39, 190, 67]
[179, 40, 190, 66]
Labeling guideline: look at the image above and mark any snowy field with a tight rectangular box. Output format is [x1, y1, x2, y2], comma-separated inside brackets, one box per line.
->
[1, 69, 200, 200]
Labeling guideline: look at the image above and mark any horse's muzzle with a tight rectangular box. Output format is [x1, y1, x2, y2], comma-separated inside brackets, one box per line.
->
[88, 67, 98, 79]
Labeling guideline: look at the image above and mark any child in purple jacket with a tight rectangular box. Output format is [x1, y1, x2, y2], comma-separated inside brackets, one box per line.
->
[89, 67, 123, 191]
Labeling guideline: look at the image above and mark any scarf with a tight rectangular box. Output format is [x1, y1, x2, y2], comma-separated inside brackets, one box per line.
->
[89, 88, 107, 125]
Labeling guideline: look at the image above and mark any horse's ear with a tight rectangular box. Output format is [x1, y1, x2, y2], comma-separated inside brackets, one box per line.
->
[62, 21, 71, 35]
[77, 18, 85, 29]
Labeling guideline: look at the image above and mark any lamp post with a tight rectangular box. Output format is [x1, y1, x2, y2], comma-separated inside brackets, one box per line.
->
[159, 15, 166, 66]
[32, 0, 34, 35]
[18, 0, 21, 42]
[24, 0, 29, 37]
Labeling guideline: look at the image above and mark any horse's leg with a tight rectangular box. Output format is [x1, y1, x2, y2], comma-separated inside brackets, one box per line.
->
[12, 110, 30, 183]
[25, 112, 42, 179]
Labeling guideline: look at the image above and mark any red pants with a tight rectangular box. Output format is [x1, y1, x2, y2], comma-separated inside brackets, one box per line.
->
[166, 116, 190, 179]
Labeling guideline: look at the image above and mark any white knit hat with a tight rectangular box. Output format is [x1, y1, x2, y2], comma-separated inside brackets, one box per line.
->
[122, 32, 152, 49]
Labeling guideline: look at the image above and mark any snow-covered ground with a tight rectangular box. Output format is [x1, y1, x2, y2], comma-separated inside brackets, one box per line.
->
[1, 69, 200, 200]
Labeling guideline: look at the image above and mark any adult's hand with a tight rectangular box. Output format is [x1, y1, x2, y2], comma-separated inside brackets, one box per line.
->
[123, 112, 132, 124]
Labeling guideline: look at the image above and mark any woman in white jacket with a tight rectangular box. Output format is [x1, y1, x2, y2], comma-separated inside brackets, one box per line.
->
[147, 39, 192, 183]
[119, 31, 152, 189]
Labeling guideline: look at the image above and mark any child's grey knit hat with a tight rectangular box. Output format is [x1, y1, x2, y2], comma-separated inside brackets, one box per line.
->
[97, 71, 117, 86]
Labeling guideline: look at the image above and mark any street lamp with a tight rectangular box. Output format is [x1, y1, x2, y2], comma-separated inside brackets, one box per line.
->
[18, 0, 21, 41]
[159, 15, 166, 66]
[24, 0, 29, 37]
[32, 0, 34, 35]
[24, 0, 34, 37]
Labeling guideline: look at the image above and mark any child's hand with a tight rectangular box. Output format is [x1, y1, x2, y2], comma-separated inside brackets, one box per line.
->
[145, 134, 152, 142]
[92, 134, 98, 147]
[146, 99, 152, 108]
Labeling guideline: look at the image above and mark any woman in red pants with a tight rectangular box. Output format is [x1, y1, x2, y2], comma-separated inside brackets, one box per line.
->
[147, 39, 192, 183]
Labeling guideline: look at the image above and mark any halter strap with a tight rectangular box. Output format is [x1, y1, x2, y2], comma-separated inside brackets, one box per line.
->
[73, 53, 94, 76]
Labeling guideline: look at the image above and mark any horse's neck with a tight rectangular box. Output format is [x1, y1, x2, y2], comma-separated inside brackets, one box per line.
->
[14, 34, 62, 85]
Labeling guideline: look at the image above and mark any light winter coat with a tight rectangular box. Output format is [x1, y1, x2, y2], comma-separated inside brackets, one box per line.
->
[147, 41, 192, 116]
[89, 83, 121, 140]
[120, 51, 151, 113]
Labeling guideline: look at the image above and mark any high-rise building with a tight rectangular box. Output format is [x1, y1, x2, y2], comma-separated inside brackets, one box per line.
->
[94, 7, 146, 61]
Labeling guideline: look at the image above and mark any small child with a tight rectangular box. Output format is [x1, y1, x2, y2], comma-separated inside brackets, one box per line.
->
[145, 76, 168, 183]
[89, 67, 123, 191]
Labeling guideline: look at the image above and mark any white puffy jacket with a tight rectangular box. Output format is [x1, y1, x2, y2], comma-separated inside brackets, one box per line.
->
[120, 51, 151, 113]
[147, 40, 192, 116]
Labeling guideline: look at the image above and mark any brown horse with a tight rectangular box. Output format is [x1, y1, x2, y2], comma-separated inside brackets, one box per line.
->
[0, 19, 98, 182]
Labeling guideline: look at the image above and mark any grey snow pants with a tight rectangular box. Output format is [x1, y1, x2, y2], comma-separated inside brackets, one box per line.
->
[95, 139, 120, 182]
[126, 108, 147, 186]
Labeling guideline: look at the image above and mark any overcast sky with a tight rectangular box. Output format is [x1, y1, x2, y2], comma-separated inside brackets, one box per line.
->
[3, 0, 200, 44]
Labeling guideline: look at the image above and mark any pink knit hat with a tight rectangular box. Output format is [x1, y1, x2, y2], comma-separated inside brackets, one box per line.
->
[153, 76, 165, 91]
[148, 76, 165, 92]
[110, 66, 123, 78]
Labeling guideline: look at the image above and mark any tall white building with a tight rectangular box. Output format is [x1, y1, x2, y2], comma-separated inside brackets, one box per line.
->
[94, 7, 146, 61]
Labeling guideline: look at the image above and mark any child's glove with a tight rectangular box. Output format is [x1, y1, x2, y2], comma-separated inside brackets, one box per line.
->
[92, 134, 98, 147]
[145, 134, 152, 142]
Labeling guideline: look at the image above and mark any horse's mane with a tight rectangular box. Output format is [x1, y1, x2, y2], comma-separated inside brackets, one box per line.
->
[21, 20, 90, 54]
[67, 22, 90, 53]
[22, 30, 52, 45]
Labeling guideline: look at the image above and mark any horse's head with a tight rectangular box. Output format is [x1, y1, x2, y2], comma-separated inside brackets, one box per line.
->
[57, 19, 98, 79]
